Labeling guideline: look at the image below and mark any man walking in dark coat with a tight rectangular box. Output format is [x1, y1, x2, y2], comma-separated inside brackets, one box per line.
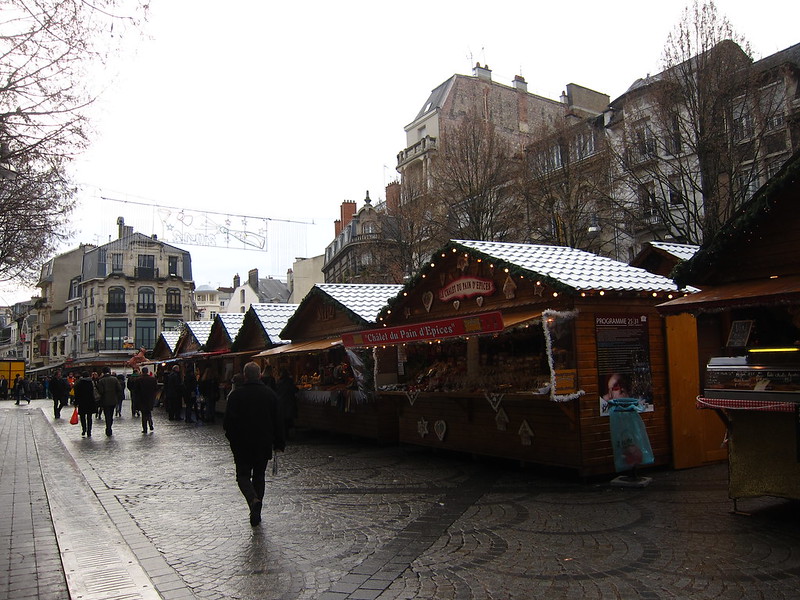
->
[50, 368, 69, 418]
[223, 361, 286, 526]
[135, 367, 158, 434]
[164, 365, 184, 421]
[96, 367, 122, 436]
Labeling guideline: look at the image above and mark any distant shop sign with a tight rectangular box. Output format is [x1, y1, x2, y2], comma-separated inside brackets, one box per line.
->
[438, 276, 495, 302]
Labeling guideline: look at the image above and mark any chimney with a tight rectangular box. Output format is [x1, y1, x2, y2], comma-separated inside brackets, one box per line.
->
[248, 268, 259, 291]
[233, 274, 240, 289]
[512, 74, 527, 93]
[340, 200, 357, 228]
[385, 181, 400, 215]
[473, 62, 492, 82]
[334, 219, 342, 237]
[116, 216, 133, 239]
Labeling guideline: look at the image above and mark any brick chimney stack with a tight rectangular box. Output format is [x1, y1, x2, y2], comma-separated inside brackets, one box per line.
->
[233, 274, 240, 288]
[248, 268, 259, 290]
[341, 200, 357, 228]
[385, 181, 400, 215]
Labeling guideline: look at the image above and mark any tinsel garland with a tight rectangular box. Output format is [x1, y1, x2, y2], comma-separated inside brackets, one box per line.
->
[542, 308, 585, 402]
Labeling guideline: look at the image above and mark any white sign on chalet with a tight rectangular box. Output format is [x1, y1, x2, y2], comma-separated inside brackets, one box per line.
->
[438, 276, 496, 302]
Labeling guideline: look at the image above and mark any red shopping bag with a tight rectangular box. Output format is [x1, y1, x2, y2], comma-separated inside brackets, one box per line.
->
[69, 407, 79, 425]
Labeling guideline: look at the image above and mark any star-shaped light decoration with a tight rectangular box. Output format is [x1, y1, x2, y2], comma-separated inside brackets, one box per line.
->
[417, 417, 429, 438]
[534, 281, 545, 296]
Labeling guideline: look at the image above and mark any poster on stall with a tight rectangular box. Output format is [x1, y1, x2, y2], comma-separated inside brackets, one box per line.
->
[596, 314, 654, 417]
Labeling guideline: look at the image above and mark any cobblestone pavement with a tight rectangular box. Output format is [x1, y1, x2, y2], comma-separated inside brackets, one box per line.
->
[3, 399, 800, 600]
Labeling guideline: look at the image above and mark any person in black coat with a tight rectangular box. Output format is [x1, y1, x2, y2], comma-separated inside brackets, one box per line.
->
[135, 367, 158, 433]
[50, 369, 70, 418]
[223, 361, 286, 526]
[164, 365, 184, 421]
[74, 371, 97, 437]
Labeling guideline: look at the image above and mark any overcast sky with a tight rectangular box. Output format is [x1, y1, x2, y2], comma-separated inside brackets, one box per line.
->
[2, 0, 798, 305]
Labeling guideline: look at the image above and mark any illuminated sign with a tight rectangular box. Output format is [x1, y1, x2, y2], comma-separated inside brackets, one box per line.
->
[342, 311, 504, 347]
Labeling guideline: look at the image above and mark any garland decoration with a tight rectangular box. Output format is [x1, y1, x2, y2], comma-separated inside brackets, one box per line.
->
[542, 309, 585, 402]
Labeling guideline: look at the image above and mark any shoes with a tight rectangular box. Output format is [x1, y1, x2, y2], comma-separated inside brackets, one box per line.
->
[81, 431, 86, 436]
[142, 429, 147, 434]
[106, 430, 112, 436]
[87, 432, 92, 437]
[249, 498, 262, 526]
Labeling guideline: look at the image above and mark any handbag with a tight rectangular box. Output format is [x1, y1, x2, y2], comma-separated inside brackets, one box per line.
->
[69, 407, 79, 425]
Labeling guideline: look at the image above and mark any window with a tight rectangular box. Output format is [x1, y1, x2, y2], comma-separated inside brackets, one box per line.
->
[736, 169, 760, 202]
[632, 120, 656, 162]
[104, 318, 128, 350]
[571, 130, 595, 161]
[762, 82, 786, 132]
[732, 97, 753, 142]
[111, 253, 123, 272]
[240, 289, 246, 303]
[107, 287, 126, 313]
[549, 143, 563, 169]
[137, 254, 156, 278]
[638, 183, 658, 221]
[166, 288, 182, 314]
[162, 319, 181, 331]
[87, 321, 96, 349]
[137, 287, 156, 313]
[168, 256, 179, 277]
[69, 277, 81, 300]
[135, 318, 157, 349]
[240, 306, 245, 313]
[209, 311, 218, 320]
[666, 115, 682, 156]
[668, 176, 683, 206]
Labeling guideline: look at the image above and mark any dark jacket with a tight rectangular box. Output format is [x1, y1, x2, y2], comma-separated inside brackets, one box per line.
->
[96, 374, 122, 408]
[165, 370, 183, 400]
[223, 380, 285, 462]
[275, 375, 299, 421]
[74, 377, 97, 414]
[135, 374, 158, 412]
[50, 375, 69, 401]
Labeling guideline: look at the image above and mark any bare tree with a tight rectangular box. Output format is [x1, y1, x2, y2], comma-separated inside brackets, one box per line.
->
[428, 109, 521, 242]
[611, 0, 789, 245]
[376, 175, 441, 282]
[0, 0, 148, 283]
[519, 116, 620, 256]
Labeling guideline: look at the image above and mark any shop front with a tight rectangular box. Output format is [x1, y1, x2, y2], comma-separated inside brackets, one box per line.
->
[659, 150, 800, 502]
[351, 240, 691, 477]
[263, 283, 403, 442]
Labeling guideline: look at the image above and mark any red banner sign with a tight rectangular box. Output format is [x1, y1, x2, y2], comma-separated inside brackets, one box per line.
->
[438, 276, 495, 302]
[342, 311, 505, 347]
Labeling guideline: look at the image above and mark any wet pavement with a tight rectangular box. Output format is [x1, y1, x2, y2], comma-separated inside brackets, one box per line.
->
[2, 399, 800, 600]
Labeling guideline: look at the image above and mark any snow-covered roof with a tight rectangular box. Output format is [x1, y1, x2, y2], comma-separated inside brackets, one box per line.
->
[251, 303, 299, 344]
[315, 284, 404, 323]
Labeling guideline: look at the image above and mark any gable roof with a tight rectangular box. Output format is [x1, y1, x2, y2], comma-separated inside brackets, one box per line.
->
[250, 303, 298, 344]
[183, 321, 212, 348]
[315, 284, 404, 323]
[158, 330, 181, 354]
[449, 240, 690, 293]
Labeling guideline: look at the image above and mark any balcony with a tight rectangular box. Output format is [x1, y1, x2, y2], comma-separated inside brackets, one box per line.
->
[134, 266, 158, 279]
[136, 303, 156, 314]
[164, 304, 183, 315]
[106, 302, 127, 314]
[397, 135, 437, 168]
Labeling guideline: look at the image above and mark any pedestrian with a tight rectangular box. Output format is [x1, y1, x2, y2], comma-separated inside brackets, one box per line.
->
[223, 362, 285, 526]
[0, 374, 7, 400]
[13, 374, 30, 404]
[115, 372, 125, 417]
[275, 368, 299, 438]
[183, 364, 198, 423]
[164, 364, 183, 421]
[74, 371, 97, 437]
[199, 369, 220, 423]
[135, 367, 157, 434]
[95, 367, 122, 436]
[50, 368, 70, 419]
[127, 368, 141, 417]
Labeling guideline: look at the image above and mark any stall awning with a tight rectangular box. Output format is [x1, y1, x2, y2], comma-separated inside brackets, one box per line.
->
[502, 311, 543, 329]
[26, 362, 65, 374]
[658, 275, 800, 314]
[254, 338, 342, 357]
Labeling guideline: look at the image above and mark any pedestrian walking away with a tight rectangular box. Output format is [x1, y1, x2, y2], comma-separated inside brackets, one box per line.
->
[134, 366, 157, 434]
[73, 371, 97, 437]
[50, 368, 70, 418]
[223, 361, 286, 526]
[183, 364, 198, 423]
[165, 364, 184, 421]
[127, 367, 141, 417]
[95, 367, 123, 436]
